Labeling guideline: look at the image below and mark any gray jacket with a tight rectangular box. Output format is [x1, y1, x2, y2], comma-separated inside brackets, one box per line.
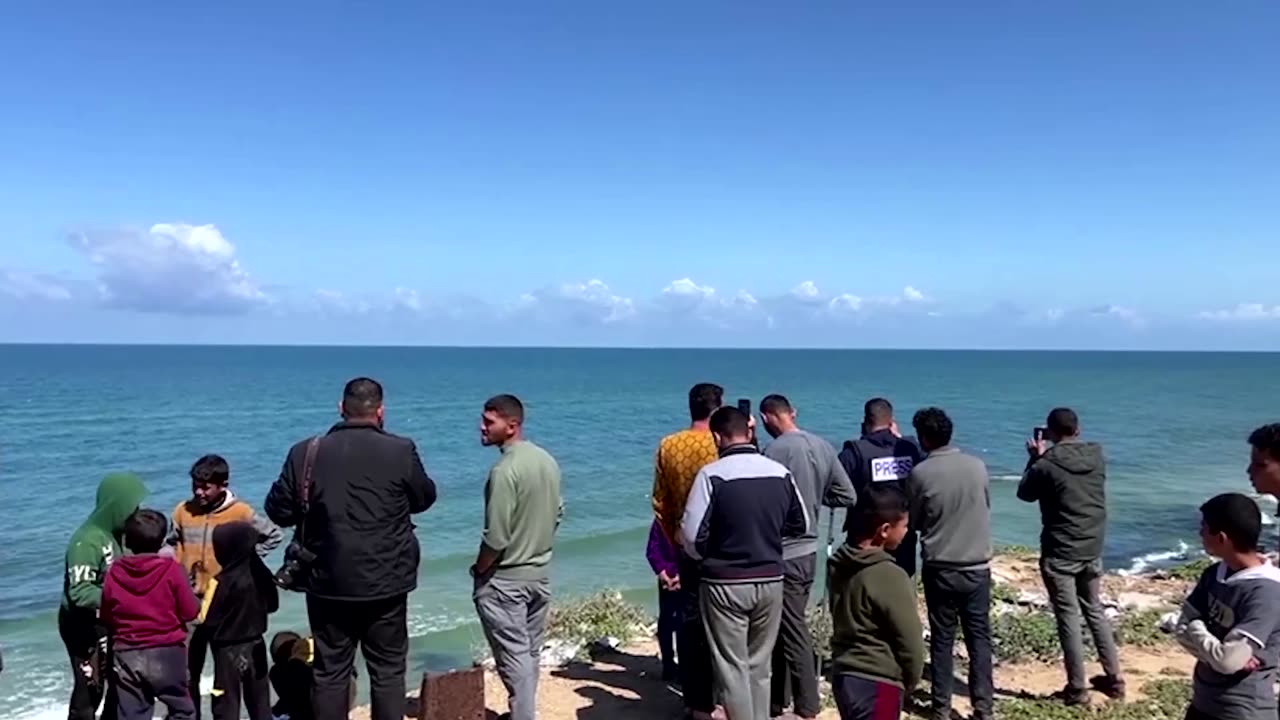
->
[906, 446, 993, 569]
[764, 429, 857, 560]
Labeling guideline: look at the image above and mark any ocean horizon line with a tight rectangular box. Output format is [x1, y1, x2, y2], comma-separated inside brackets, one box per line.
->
[2, 341, 1278, 354]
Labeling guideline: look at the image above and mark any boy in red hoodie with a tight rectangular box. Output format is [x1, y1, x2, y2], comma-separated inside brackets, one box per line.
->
[101, 508, 200, 720]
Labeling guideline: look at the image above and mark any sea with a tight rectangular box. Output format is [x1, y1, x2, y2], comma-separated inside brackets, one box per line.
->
[1, 345, 1276, 718]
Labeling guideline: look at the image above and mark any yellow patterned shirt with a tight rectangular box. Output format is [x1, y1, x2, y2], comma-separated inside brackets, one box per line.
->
[652, 429, 719, 544]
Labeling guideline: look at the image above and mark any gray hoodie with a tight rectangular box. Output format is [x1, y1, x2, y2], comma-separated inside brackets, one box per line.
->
[764, 429, 857, 560]
[1017, 441, 1107, 562]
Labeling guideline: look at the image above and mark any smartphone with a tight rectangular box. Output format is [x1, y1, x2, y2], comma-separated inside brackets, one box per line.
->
[1033, 427, 1047, 442]
[737, 398, 752, 416]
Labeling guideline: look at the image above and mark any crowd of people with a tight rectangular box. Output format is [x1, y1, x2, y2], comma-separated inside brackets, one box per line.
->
[44, 374, 1280, 720]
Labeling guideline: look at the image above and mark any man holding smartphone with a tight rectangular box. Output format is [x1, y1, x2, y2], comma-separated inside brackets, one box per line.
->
[1018, 407, 1124, 706]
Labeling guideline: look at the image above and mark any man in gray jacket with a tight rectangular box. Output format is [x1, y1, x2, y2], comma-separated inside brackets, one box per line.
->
[907, 407, 994, 720]
[760, 394, 857, 720]
[1018, 407, 1124, 706]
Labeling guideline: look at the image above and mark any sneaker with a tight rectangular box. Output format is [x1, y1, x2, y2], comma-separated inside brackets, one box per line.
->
[1090, 674, 1127, 701]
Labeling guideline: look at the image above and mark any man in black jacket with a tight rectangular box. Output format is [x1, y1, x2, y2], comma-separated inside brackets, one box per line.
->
[265, 377, 437, 720]
[839, 398, 923, 576]
[1017, 407, 1124, 706]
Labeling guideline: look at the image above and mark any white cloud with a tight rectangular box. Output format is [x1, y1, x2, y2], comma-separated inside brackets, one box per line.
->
[1089, 304, 1143, 326]
[663, 277, 716, 299]
[0, 269, 73, 301]
[828, 293, 863, 313]
[903, 286, 927, 303]
[67, 223, 267, 315]
[790, 281, 822, 301]
[1198, 303, 1280, 321]
[518, 279, 635, 324]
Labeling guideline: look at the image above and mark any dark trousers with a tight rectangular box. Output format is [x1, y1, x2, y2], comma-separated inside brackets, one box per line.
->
[657, 583, 683, 677]
[922, 565, 994, 720]
[114, 645, 194, 720]
[677, 555, 715, 713]
[59, 606, 118, 720]
[210, 639, 271, 720]
[187, 623, 210, 720]
[892, 531, 918, 578]
[307, 593, 409, 720]
[1040, 556, 1122, 692]
[832, 673, 903, 720]
[770, 554, 820, 718]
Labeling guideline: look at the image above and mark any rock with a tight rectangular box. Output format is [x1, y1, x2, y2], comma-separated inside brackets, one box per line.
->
[1115, 591, 1167, 612]
[1015, 590, 1049, 608]
[589, 636, 623, 656]
[1104, 607, 1121, 621]
[540, 639, 581, 668]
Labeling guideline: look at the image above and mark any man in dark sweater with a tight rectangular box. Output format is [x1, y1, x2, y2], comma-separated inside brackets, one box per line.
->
[907, 408, 993, 720]
[839, 398, 923, 576]
[1018, 407, 1125, 706]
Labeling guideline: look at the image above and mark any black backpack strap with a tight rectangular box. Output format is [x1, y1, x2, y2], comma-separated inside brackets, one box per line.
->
[295, 436, 321, 542]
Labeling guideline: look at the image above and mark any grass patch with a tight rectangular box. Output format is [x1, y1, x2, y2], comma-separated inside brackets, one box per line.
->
[807, 604, 833, 660]
[1164, 556, 1212, 581]
[545, 590, 651, 653]
[997, 544, 1040, 560]
[993, 679, 1191, 720]
[991, 581, 1020, 605]
[992, 609, 1061, 663]
[1115, 607, 1176, 649]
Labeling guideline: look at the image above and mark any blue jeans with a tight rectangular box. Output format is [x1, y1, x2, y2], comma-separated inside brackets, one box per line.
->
[923, 566, 994, 720]
[114, 645, 194, 720]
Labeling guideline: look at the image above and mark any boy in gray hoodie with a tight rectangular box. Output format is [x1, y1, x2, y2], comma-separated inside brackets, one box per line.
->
[1166, 493, 1280, 720]
[828, 486, 924, 720]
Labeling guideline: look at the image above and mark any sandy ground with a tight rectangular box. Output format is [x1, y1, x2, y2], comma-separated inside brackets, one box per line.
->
[353, 553, 1199, 719]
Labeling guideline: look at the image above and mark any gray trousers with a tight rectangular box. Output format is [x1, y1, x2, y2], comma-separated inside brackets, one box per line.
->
[1040, 557, 1122, 691]
[474, 576, 552, 720]
[701, 580, 784, 720]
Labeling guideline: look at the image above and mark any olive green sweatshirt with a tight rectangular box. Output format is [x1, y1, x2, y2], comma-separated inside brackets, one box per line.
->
[62, 473, 148, 611]
[828, 544, 925, 690]
[482, 441, 563, 580]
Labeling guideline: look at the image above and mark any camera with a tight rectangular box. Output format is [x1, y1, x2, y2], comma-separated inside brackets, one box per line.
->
[273, 538, 316, 591]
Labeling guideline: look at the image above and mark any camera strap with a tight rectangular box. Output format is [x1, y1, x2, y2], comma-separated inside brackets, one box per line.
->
[295, 435, 322, 544]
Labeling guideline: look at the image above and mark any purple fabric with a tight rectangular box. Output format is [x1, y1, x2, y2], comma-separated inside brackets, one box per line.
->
[646, 519, 679, 577]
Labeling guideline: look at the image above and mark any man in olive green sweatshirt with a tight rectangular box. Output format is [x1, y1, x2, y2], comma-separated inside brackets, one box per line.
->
[828, 486, 924, 720]
[61, 472, 149, 720]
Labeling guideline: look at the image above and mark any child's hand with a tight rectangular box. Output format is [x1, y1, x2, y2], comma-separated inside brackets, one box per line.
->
[1245, 656, 1262, 672]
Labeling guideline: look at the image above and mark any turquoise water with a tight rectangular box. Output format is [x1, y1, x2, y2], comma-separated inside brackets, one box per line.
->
[1, 345, 1276, 718]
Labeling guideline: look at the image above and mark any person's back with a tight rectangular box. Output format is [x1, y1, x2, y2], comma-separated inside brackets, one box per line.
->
[1019, 441, 1107, 562]
[264, 377, 437, 720]
[910, 448, 992, 568]
[101, 509, 199, 720]
[764, 427, 857, 561]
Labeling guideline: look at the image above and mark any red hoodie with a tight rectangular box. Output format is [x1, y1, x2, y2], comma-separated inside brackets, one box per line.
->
[101, 554, 199, 649]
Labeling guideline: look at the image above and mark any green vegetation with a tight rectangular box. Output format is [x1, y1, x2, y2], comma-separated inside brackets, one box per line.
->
[1115, 607, 1176, 649]
[991, 679, 1191, 720]
[991, 580, 1020, 605]
[806, 604, 833, 660]
[544, 590, 652, 655]
[997, 544, 1040, 560]
[991, 610, 1062, 663]
[1164, 556, 1213, 581]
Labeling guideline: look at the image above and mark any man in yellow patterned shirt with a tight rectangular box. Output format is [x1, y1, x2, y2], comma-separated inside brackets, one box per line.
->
[652, 382, 723, 719]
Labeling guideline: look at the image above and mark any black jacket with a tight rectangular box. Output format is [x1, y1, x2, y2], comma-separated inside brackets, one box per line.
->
[839, 430, 923, 575]
[1017, 440, 1107, 562]
[265, 421, 438, 600]
[204, 521, 278, 646]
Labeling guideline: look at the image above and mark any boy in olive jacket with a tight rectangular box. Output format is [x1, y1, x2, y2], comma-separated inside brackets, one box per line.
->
[828, 486, 924, 720]
[61, 473, 149, 720]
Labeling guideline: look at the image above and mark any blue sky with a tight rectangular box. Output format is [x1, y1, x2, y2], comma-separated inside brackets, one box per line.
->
[1, 3, 1277, 348]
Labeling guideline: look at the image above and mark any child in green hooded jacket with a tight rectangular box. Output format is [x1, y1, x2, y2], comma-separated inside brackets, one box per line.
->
[60, 472, 148, 720]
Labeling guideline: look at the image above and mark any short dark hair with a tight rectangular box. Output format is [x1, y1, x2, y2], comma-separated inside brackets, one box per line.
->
[190, 454, 229, 486]
[342, 377, 384, 418]
[124, 508, 168, 554]
[709, 406, 750, 439]
[688, 383, 724, 422]
[484, 394, 525, 423]
[1249, 424, 1280, 462]
[759, 394, 792, 415]
[864, 398, 893, 426]
[849, 486, 908, 540]
[912, 407, 954, 449]
[1047, 407, 1079, 437]
[1200, 492, 1261, 552]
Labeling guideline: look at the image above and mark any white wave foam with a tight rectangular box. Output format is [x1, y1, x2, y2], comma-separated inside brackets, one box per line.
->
[1117, 541, 1192, 576]
[991, 474, 1022, 482]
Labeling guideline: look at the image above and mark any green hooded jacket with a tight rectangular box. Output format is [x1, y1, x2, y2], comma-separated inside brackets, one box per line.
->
[828, 544, 925, 690]
[62, 473, 148, 611]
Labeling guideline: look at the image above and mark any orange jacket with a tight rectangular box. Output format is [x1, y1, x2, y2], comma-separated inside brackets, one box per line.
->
[166, 491, 283, 598]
